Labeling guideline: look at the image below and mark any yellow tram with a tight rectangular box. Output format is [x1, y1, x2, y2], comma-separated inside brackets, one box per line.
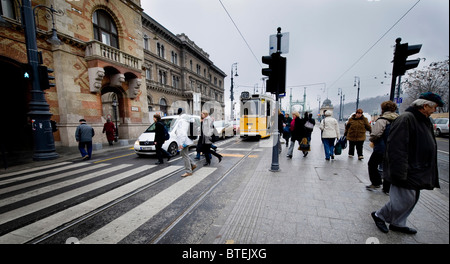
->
[239, 92, 275, 139]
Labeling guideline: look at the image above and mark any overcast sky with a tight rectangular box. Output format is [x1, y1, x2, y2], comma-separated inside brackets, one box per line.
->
[141, 0, 449, 115]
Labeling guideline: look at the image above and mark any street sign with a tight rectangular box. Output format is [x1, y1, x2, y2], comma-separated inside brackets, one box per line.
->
[394, 97, 403, 104]
[269, 32, 289, 55]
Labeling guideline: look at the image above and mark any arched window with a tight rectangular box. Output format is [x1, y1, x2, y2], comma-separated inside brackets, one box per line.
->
[92, 9, 118, 48]
[0, 0, 16, 19]
[160, 98, 167, 114]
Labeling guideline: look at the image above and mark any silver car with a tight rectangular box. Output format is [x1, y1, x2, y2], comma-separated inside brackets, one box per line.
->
[434, 118, 449, 137]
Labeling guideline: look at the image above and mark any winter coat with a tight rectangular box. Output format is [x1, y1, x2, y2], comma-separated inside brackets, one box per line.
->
[201, 115, 215, 145]
[175, 114, 194, 147]
[369, 111, 398, 154]
[319, 110, 340, 139]
[383, 106, 440, 190]
[304, 117, 315, 137]
[154, 121, 166, 145]
[102, 121, 116, 142]
[345, 114, 371, 141]
[290, 116, 304, 141]
[75, 123, 95, 142]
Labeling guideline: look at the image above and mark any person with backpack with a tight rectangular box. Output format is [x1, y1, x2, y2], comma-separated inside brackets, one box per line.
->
[286, 111, 302, 159]
[153, 114, 173, 165]
[371, 92, 443, 234]
[366, 101, 398, 193]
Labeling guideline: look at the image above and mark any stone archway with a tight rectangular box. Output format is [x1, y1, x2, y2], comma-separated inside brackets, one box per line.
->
[0, 58, 33, 165]
[101, 87, 123, 140]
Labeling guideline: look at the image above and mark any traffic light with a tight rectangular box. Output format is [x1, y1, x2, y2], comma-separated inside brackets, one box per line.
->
[38, 65, 56, 90]
[261, 53, 286, 94]
[392, 39, 422, 77]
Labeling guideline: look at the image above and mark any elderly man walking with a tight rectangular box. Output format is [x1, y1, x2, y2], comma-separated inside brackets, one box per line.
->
[371, 92, 444, 234]
[75, 119, 95, 160]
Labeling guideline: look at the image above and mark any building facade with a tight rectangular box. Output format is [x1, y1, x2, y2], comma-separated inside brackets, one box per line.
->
[0, 0, 225, 156]
[142, 13, 226, 119]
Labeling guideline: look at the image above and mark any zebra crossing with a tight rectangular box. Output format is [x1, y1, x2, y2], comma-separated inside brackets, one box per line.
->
[0, 160, 217, 244]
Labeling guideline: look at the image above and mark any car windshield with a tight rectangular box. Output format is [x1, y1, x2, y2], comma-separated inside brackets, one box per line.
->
[144, 118, 174, 133]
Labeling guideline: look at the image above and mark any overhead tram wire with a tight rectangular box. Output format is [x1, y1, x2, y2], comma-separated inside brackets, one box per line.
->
[218, 0, 262, 68]
[328, 0, 421, 90]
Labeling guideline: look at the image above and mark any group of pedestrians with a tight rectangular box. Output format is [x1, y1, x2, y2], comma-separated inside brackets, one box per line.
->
[283, 111, 315, 159]
[279, 92, 444, 236]
[74, 91, 444, 236]
[152, 108, 222, 177]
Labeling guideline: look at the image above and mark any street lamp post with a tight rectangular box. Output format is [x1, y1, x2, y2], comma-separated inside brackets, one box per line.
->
[338, 88, 343, 121]
[230, 62, 238, 121]
[22, 0, 62, 160]
[354, 76, 360, 111]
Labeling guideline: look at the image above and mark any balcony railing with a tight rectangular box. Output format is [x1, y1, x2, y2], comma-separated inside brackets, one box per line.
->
[85, 41, 141, 71]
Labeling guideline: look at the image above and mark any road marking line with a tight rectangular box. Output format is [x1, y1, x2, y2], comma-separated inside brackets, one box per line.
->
[0, 165, 182, 244]
[0, 163, 90, 188]
[0, 162, 73, 178]
[0, 164, 131, 207]
[0, 165, 154, 225]
[93, 153, 136, 163]
[81, 167, 216, 244]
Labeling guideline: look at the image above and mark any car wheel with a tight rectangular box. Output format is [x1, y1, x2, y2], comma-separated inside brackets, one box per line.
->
[168, 142, 178, 156]
[436, 128, 441, 137]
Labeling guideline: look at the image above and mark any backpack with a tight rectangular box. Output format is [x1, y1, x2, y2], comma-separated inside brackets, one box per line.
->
[163, 125, 170, 140]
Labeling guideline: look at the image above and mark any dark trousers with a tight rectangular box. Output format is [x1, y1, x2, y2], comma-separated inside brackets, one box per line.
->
[368, 151, 391, 192]
[78, 141, 92, 158]
[348, 140, 364, 156]
[155, 143, 171, 163]
[202, 143, 222, 164]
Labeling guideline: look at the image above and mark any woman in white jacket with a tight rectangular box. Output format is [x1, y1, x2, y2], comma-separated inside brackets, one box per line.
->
[175, 111, 197, 177]
[319, 110, 340, 160]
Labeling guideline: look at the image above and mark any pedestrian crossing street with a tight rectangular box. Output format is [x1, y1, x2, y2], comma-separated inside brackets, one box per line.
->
[0, 160, 217, 244]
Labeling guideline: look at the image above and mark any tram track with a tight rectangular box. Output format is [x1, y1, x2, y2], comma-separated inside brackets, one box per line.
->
[26, 137, 254, 244]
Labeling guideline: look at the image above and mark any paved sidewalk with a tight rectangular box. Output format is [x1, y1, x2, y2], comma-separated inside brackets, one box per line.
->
[210, 128, 449, 244]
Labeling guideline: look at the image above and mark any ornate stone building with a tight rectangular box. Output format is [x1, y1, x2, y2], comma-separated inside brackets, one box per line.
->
[0, 0, 225, 156]
[142, 13, 226, 119]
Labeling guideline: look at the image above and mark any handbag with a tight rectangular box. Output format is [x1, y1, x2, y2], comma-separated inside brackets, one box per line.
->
[338, 136, 347, 149]
[298, 137, 310, 151]
[334, 140, 342, 155]
[304, 120, 314, 130]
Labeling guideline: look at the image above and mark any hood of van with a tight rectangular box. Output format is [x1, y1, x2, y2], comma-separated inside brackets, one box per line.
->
[137, 131, 155, 142]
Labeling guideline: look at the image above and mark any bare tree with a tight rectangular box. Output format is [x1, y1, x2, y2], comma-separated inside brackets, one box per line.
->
[401, 58, 449, 113]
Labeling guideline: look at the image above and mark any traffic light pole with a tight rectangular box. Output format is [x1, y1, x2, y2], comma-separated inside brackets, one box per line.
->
[270, 28, 283, 172]
[22, 0, 58, 160]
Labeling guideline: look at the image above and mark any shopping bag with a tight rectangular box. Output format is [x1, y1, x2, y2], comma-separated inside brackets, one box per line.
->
[334, 141, 342, 155]
[298, 137, 310, 151]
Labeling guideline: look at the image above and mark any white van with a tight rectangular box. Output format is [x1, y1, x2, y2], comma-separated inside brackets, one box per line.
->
[134, 115, 200, 157]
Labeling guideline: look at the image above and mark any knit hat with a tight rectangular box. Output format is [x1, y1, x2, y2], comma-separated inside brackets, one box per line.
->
[419, 92, 444, 107]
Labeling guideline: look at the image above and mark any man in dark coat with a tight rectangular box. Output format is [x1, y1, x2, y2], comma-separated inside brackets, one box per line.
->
[75, 119, 95, 160]
[371, 92, 444, 234]
[153, 114, 173, 165]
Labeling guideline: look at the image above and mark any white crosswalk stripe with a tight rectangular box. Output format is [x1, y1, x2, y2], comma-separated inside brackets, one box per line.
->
[82, 167, 216, 244]
[0, 163, 128, 207]
[0, 162, 90, 189]
[0, 165, 154, 225]
[0, 164, 184, 244]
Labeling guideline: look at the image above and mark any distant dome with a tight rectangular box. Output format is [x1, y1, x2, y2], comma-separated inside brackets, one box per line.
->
[322, 98, 333, 107]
